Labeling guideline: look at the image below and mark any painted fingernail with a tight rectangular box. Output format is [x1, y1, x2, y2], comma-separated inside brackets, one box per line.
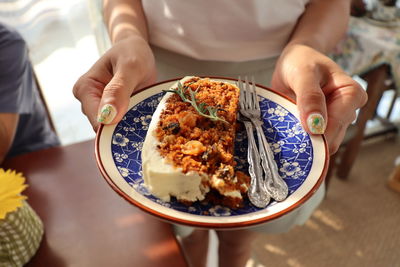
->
[307, 113, 326, 134]
[97, 104, 117, 124]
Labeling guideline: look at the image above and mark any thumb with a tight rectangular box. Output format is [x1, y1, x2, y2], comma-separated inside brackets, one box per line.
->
[97, 71, 134, 125]
[291, 72, 328, 135]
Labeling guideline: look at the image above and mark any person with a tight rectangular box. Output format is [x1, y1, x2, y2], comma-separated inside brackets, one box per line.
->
[73, 1, 368, 266]
[0, 22, 60, 165]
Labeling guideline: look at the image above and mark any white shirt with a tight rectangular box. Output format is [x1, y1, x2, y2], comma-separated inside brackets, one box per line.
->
[142, 0, 310, 62]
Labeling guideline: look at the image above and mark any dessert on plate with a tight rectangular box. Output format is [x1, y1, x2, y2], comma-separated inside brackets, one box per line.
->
[142, 76, 250, 209]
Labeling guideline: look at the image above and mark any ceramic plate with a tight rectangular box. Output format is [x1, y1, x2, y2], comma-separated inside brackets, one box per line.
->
[95, 78, 328, 229]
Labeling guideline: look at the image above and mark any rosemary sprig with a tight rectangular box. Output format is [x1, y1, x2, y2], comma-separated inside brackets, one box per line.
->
[163, 81, 229, 124]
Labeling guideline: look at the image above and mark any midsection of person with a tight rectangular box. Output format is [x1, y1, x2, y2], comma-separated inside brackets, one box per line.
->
[143, 0, 310, 62]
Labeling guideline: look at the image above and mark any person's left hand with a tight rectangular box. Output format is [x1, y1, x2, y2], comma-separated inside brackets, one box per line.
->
[271, 44, 368, 155]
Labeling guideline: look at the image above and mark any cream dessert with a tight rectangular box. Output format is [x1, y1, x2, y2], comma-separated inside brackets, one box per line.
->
[141, 77, 249, 208]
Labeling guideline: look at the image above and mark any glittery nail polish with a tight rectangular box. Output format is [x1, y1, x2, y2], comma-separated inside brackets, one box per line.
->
[97, 104, 117, 124]
[307, 113, 325, 134]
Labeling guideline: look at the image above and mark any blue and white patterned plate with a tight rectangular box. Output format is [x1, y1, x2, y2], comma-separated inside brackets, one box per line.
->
[96, 78, 328, 229]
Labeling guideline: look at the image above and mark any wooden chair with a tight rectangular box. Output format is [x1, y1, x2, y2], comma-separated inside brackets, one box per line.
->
[388, 157, 400, 193]
[326, 64, 399, 189]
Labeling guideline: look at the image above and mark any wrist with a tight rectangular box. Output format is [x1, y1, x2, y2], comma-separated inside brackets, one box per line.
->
[285, 0, 350, 55]
[108, 35, 156, 91]
[285, 38, 327, 55]
[111, 28, 148, 45]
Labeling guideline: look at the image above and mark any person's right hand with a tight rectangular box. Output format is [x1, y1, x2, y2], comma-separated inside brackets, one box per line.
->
[73, 36, 156, 131]
[271, 44, 368, 155]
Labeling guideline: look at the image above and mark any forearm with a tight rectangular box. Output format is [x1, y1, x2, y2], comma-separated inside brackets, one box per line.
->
[287, 0, 351, 54]
[103, 0, 149, 44]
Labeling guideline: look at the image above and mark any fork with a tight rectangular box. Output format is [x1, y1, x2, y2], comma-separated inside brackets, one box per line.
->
[238, 77, 289, 202]
[237, 96, 271, 208]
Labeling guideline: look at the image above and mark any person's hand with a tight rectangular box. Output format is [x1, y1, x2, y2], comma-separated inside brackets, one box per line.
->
[73, 36, 156, 131]
[271, 44, 368, 155]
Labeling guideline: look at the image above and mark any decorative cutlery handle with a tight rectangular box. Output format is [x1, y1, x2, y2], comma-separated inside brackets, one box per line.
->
[243, 120, 270, 208]
[253, 121, 289, 201]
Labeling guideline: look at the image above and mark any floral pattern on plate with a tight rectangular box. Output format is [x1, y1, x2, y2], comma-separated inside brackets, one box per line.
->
[111, 92, 313, 216]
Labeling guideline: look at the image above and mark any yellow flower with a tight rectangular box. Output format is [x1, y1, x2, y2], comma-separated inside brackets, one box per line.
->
[0, 168, 28, 220]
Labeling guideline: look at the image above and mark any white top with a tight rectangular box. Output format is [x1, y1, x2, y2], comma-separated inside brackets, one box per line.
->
[142, 0, 310, 62]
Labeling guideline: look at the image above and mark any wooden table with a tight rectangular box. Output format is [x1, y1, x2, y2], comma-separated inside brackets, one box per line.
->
[3, 140, 188, 267]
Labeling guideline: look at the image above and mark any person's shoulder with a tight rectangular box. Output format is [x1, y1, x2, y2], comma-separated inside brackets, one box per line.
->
[0, 23, 29, 77]
[0, 23, 26, 53]
[0, 23, 30, 99]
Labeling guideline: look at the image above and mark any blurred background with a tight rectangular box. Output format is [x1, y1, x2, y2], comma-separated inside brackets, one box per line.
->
[1, 0, 399, 266]
[0, 0, 99, 145]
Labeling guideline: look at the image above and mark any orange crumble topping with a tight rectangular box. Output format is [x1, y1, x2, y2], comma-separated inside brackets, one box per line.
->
[154, 77, 250, 208]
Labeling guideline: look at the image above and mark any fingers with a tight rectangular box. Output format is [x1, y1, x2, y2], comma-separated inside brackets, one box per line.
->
[73, 37, 157, 131]
[289, 68, 367, 155]
[324, 113, 352, 155]
[323, 77, 367, 154]
[96, 70, 133, 125]
[272, 44, 368, 155]
[96, 56, 157, 125]
[73, 73, 105, 131]
[291, 69, 328, 135]
[74, 55, 154, 131]
[74, 71, 132, 131]
[73, 53, 118, 131]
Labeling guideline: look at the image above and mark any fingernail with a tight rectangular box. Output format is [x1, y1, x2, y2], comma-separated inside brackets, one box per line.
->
[307, 113, 326, 134]
[97, 104, 117, 124]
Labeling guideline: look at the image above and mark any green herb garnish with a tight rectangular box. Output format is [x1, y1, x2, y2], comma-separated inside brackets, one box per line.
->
[163, 81, 228, 124]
